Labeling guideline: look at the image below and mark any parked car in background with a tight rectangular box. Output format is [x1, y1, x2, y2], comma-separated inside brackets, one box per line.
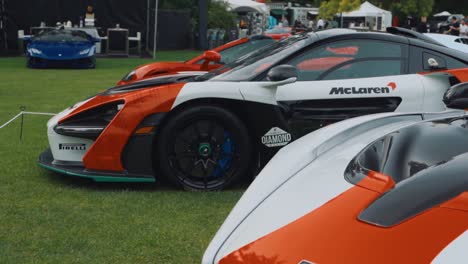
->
[26, 29, 98, 69]
[264, 26, 292, 39]
[203, 82, 468, 264]
[424, 33, 468, 53]
[118, 35, 275, 85]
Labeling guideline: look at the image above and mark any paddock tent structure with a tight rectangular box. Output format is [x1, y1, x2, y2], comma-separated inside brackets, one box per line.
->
[434, 11, 451, 17]
[224, 0, 269, 14]
[342, 1, 392, 30]
[1, 0, 191, 55]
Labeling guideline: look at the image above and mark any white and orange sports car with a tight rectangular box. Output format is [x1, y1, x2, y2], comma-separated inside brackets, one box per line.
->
[39, 29, 468, 190]
[202, 83, 468, 263]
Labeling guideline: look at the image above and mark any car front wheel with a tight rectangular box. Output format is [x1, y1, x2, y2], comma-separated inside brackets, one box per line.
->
[156, 105, 252, 191]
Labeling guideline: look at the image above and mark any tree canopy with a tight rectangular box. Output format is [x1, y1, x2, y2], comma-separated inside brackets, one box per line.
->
[319, 0, 361, 20]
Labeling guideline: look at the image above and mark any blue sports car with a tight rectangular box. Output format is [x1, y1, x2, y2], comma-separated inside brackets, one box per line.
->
[27, 29, 98, 69]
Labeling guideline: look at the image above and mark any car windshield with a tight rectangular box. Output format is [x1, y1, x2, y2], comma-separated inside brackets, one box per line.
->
[34, 30, 90, 42]
[196, 34, 314, 82]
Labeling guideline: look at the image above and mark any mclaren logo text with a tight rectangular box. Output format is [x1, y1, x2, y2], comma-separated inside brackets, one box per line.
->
[59, 143, 86, 151]
[329, 82, 397, 95]
[261, 127, 292, 147]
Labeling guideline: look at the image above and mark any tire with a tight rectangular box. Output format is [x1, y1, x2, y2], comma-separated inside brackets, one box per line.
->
[156, 105, 252, 191]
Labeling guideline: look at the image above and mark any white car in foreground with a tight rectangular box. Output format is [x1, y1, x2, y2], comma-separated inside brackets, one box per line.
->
[425, 33, 468, 53]
[203, 82, 468, 263]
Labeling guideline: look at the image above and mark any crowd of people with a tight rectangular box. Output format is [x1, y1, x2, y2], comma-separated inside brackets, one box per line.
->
[268, 16, 333, 32]
[445, 16, 468, 36]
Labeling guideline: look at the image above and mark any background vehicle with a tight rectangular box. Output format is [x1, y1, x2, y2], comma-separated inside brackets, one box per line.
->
[39, 29, 468, 191]
[203, 83, 468, 263]
[26, 29, 98, 69]
[118, 35, 275, 85]
[264, 26, 292, 39]
[424, 33, 468, 53]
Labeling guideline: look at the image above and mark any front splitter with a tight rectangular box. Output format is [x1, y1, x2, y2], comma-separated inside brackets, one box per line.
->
[38, 149, 155, 183]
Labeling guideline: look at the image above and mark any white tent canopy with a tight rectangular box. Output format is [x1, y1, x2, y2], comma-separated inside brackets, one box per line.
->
[434, 11, 451, 17]
[341, 1, 392, 29]
[224, 0, 269, 14]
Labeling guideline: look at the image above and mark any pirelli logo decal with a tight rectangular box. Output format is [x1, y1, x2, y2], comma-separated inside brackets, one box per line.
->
[59, 143, 86, 151]
[329, 82, 397, 95]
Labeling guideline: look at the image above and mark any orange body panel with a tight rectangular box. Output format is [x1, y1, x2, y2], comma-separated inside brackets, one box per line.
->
[59, 83, 185, 172]
[355, 171, 396, 193]
[418, 68, 468, 82]
[186, 38, 249, 64]
[442, 192, 468, 212]
[265, 33, 291, 40]
[220, 176, 468, 264]
[444, 68, 468, 82]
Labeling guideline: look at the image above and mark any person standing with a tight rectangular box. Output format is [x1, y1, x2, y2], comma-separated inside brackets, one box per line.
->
[308, 19, 314, 30]
[460, 19, 468, 37]
[317, 17, 324, 30]
[282, 17, 289, 27]
[85, 5, 95, 19]
[417, 16, 428, 33]
[446, 16, 460, 36]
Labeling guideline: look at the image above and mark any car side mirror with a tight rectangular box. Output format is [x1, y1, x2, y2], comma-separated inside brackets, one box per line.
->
[267, 64, 298, 82]
[202, 50, 221, 63]
[261, 65, 298, 88]
[201, 50, 221, 71]
[443, 82, 468, 109]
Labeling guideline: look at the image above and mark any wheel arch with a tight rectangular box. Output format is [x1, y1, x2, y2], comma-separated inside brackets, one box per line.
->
[155, 97, 290, 173]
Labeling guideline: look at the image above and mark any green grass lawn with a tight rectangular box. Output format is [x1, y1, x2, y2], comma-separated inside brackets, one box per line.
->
[0, 52, 243, 263]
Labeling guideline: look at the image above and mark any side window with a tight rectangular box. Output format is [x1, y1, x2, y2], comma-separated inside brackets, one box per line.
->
[455, 38, 468, 45]
[423, 52, 467, 70]
[322, 60, 403, 80]
[286, 39, 407, 81]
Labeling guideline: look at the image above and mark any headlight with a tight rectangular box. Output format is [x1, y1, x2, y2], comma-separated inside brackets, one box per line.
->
[79, 48, 90, 55]
[54, 101, 124, 139]
[30, 48, 42, 54]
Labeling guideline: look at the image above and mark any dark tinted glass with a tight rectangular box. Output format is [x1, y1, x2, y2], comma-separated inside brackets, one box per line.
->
[287, 39, 406, 81]
[34, 30, 90, 42]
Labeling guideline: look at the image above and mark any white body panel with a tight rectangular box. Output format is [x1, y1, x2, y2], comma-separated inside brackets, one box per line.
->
[177, 73, 451, 115]
[172, 82, 247, 109]
[432, 230, 468, 264]
[276, 74, 426, 112]
[46, 98, 94, 163]
[424, 33, 468, 54]
[203, 111, 459, 264]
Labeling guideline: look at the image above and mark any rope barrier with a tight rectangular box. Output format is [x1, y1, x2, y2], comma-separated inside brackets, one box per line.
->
[0, 111, 56, 130]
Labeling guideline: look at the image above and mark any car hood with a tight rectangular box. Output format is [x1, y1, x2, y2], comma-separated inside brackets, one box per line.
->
[28, 41, 94, 58]
[106, 71, 206, 95]
[132, 61, 199, 79]
[203, 111, 465, 263]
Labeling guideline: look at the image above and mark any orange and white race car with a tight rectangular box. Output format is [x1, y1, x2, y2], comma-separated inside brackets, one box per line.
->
[39, 29, 468, 191]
